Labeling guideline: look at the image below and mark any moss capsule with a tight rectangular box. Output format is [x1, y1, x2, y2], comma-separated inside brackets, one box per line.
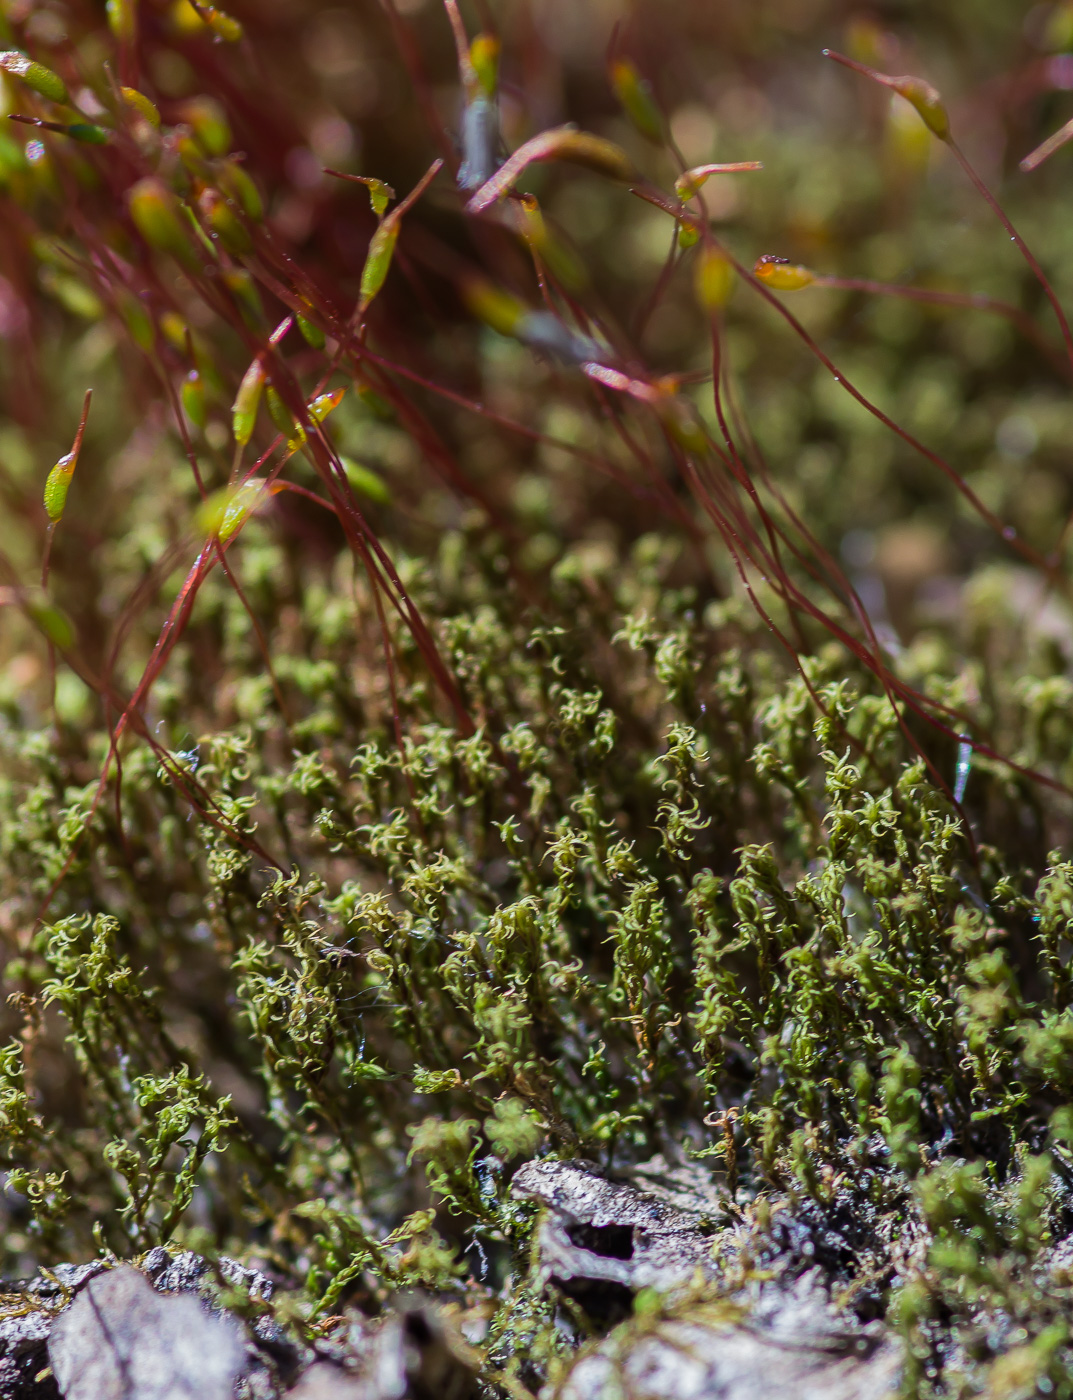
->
[128, 178, 193, 260]
[297, 314, 325, 349]
[182, 369, 207, 430]
[106, 0, 137, 44]
[609, 58, 663, 143]
[694, 247, 735, 310]
[121, 87, 161, 130]
[0, 52, 68, 105]
[231, 359, 265, 447]
[753, 256, 816, 291]
[359, 220, 400, 314]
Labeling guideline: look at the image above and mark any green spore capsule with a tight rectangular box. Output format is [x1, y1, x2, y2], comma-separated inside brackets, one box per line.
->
[358, 220, 400, 313]
[219, 161, 263, 221]
[177, 95, 231, 157]
[0, 51, 68, 104]
[121, 87, 161, 130]
[297, 314, 325, 349]
[266, 384, 296, 440]
[198, 187, 253, 256]
[43, 454, 75, 522]
[106, 0, 137, 43]
[218, 482, 259, 541]
[181, 369, 206, 430]
[42, 389, 91, 524]
[231, 358, 265, 447]
[65, 123, 110, 145]
[341, 456, 391, 505]
[308, 389, 344, 424]
[470, 33, 500, 98]
[200, 5, 243, 42]
[128, 178, 192, 259]
[25, 596, 74, 648]
[609, 57, 663, 143]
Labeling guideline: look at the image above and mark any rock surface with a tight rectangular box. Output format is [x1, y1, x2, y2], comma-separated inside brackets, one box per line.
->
[555, 1309, 900, 1400]
[0, 1158, 908, 1399]
[515, 1157, 902, 1400]
[513, 1156, 726, 1295]
[48, 1267, 245, 1400]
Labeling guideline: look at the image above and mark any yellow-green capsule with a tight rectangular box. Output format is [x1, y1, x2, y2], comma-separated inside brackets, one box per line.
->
[660, 397, 708, 456]
[169, 0, 206, 35]
[39, 268, 103, 319]
[181, 368, 206, 429]
[173, 134, 210, 189]
[352, 159, 440, 313]
[198, 5, 243, 42]
[117, 289, 155, 352]
[463, 279, 525, 337]
[221, 267, 263, 323]
[196, 481, 261, 542]
[265, 383, 295, 439]
[891, 75, 949, 140]
[43, 390, 91, 523]
[677, 220, 700, 250]
[25, 596, 74, 649]
[470, 33, 500, 98]
[281, 388, 344, 452]
[1046, 1, 1073, 51]
[358, 219, 400, 313]
[106, 0, 137, 44]
[198, 187, 252, 256]
[297, 388, 346, 447]
[178, 95, 231, 157]
[218, 160, 263, 221]
[341, 456, 391, 505]
[309, 389, 345, 422]
[297, 313, 325, 349]
[43, 454, 76, 522]
[822, 50, 950, 142]
[0, 51, 68, 105]
[219, 483, 258, 540]
[159, 312, 187, 352]
[753, 255, 815, 291]
[121, 87, 160, 129]
[347, 176, 395, 218]
[231, 358, 265, 446]
[517, 194, 585, 290]
[609, 58, 663, 143]
[128, 177, 192, 258]
[694, 246, 735, 310]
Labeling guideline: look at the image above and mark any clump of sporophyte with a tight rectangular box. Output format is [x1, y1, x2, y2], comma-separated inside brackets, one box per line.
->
[3, 0, 1073, 1394]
